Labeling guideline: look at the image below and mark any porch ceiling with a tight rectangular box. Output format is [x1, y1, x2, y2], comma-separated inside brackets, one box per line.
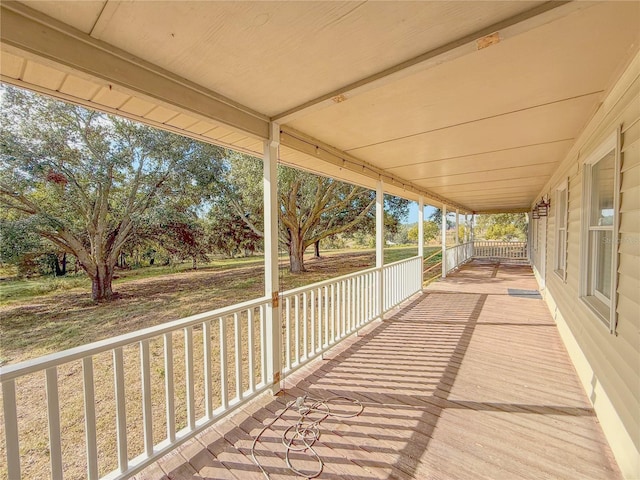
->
[1, 1, 639, 212]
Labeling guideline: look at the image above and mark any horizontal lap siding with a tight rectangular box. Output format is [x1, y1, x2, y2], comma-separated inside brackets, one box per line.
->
[537, 53, 640, 479]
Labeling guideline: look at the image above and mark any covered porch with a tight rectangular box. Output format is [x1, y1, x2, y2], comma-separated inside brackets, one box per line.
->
[139, 260, 619, 480]
[1, 2, 638, 478]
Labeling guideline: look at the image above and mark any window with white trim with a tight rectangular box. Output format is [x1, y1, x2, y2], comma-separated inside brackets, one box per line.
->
[554, 182, 568, 279]
[580, 130, 620, 331]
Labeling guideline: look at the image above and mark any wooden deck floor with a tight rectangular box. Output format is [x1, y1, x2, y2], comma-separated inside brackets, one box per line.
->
[137, 260, 621, 480]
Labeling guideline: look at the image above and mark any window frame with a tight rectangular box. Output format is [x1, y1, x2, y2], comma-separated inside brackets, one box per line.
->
[554, 180, 568, 281]
[579, 129, 621, 333]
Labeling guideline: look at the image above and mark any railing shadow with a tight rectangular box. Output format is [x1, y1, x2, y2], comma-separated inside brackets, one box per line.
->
[158, 263, 613, 480]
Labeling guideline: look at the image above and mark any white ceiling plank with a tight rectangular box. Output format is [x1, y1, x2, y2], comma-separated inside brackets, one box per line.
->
[345, 96, 596, 171]
[21, 60, 66, 91]
[22, 1, 107, 34]
[87, 1, 546, 117]
[59, 74, 101, 100]
[387, 140, 573, 180]
[274, 1, 587, 123]
[418, 163, 558, 189]
[0, 50, 25, 78]
[91, 86, 130, 109]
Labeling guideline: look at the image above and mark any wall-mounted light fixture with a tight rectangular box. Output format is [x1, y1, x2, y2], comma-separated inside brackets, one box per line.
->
[532, 208, 540, 220]
[533, 196, 550, 218]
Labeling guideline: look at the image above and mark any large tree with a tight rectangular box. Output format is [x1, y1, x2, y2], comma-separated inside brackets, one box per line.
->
[0, 86, 225, 300]
[407, 221, 440, 244]
[219, 153, 408, 273]
[475, 213, 528, 241]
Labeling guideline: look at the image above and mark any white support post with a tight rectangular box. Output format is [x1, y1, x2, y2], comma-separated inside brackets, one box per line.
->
[418, 197, 424, 258]
[264, 123, 282, 393]
[441, 204, 447, 278]
[471, 214, 475, 242]
[464, 214, 469, 243]
[471, 214, 476, 258]
[418, 196, 424, 287]
[376, 180, 384, 318]
[455, 209, 459, 268]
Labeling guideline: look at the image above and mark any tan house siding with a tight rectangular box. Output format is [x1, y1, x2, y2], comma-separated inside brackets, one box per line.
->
[532, 51, 640, 479]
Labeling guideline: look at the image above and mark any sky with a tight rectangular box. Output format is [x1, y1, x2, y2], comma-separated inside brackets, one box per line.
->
[404, 202, 438, 225]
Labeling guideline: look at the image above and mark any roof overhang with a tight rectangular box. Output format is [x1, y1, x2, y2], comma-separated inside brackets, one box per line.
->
[1, 1, 638, 213]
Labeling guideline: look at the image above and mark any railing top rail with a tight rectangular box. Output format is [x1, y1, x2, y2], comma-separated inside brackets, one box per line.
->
[444, 241, 473, 250]
[0, 295, 271, 382]
[382, 254, 422, 269]
[280, 255, 421, 298]
[280, 265, 379, 297]
[473, 240, 527, 244]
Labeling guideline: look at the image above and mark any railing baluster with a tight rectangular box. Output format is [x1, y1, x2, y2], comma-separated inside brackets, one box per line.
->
[234, 313, 242, 400]
[351, 277, 356, 328]
[317, 287, 323, 351]
[330, 284, 335, 343]
[45, 367, 63, 480]
[285, 297, 291, 370]
[140, 340, 153, 457]
[310, 289, 316, 355]
[2, 379, 21, 480]
[338, 281, 343, 338]
[363, 274, 368, 322]
[82, 357, 99, 480]
[324, 286, 329, 347]
[164, 333, 175, 442]
[260, 306, 266, 386]
[347, 278, 352, 332]
[295, 295, 300, 364]
[113, 347, 128, 473]
[184, 327, 195, 430]
[303, 292, 308, 359]
[358, 275, 363, 326]
[203, 320, 213, 418]
[220, 317, 228, 409]
[247, 309, 255, 393]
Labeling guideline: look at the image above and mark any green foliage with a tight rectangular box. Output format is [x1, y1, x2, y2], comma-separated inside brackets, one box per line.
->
[0, 85, 227, 299]
[476, 213, 527, 241]
[219, 154, 409, 272]
[407, 221, 439, 243]
[429, 208, 454, 229]
[206, 203, 262, 258]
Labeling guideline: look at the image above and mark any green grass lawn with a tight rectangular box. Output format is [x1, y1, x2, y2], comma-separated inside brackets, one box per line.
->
[0, 245, 441, 364]
[1, 245, 435, 304]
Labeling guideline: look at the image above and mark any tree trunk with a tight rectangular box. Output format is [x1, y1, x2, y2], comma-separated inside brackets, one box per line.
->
[314, 240, 321, 258]
[289, 234, 306, 273]
[91, 263, 114, 301]
[54, 252, 67, 276]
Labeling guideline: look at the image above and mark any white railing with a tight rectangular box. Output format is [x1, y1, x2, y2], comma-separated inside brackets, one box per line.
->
[0, 256, 424, 480]
[444, 242, 474, 274]
[383, 256, 423, 311]
[1, 296, 272, 480]
[473, 241, 528, 263]
[280, 255, 423, 375]
[281, 267, 378, 375]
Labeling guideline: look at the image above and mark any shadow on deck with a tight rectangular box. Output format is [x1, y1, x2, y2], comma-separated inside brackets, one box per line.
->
[137, 260, 620, 480]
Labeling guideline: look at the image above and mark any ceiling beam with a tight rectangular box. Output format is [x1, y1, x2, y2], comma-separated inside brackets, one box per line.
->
[474, 208, 531, 214]
[0, 2, 269, 139]
[273, 1, 589, 124]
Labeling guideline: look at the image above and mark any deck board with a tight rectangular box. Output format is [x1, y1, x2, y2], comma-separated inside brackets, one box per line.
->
[143, 260, 621, 480]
